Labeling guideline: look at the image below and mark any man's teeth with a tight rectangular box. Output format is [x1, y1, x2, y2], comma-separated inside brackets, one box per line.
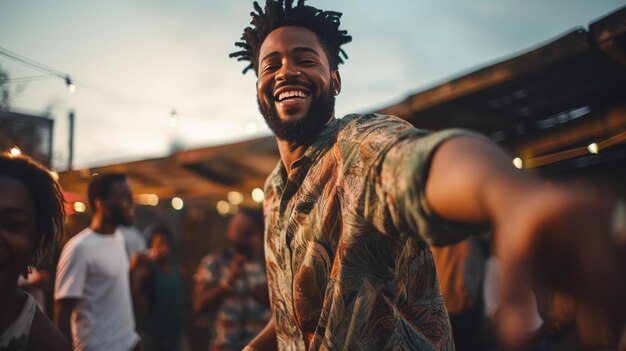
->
[278, 90, 308, 101]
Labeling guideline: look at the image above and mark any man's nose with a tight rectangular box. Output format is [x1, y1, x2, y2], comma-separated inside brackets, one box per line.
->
[276, 62, 301, 81]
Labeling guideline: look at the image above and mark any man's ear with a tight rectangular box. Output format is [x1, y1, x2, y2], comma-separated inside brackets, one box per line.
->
[94, 198, 105, 213]
[331, 70, 341, 95]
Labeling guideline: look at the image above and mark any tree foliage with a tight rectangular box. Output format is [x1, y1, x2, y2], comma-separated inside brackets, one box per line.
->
[0, 64, 11, 111]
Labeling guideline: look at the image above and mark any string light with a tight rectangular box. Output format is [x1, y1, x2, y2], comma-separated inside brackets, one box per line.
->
[65, 76, 76, 93]
[1, 46, 178, 117]
[216, 200, 230, 216]
[137, 194, 159, 206]
[9, 147, 21, 157]
[587, 142, 599, 154]
[73, 202, 86, 213]
[512, 157, 523, 169]
[251, 188, 264, 203]
[169, 110, 178, 127]
[227, 191, 244, 205]
[171, 197, 184, 210]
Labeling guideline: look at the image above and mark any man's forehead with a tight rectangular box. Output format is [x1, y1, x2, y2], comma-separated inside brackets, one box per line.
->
[259, 26, 325, 58]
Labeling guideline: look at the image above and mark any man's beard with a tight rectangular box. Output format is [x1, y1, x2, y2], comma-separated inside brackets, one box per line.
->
[110, 206, 133, 226]
[257, 87, 335, 143]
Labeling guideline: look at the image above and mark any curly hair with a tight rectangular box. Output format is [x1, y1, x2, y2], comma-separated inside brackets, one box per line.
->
[0, 154, 65, 266]
[230, 0, 352, 74]
[87, 173, 126, 211]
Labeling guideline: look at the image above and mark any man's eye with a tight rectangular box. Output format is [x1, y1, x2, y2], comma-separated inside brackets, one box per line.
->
[4, 221, 27, 232]
[263, 64, 279, 72]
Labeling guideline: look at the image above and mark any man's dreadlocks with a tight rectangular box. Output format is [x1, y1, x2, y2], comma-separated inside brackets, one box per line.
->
[230, 0, 352, 75]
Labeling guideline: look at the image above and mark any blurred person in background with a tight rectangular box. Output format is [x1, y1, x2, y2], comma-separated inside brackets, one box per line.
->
[54, 173, 140, 351]
[130, 226, 188, 351]
[193, 208, 271, 351]
[0, 154, 70, 351]
[431, 236, 489, 351]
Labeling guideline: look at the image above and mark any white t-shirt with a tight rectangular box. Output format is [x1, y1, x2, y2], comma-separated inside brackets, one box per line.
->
[55, 228, 139, 351]
[118, 225, 147, 258]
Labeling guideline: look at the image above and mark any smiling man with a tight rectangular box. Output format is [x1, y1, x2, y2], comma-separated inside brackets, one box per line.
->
[230, 1, 626, 350]
[54, 173, 140, 351]
[255, 25, 340, 149]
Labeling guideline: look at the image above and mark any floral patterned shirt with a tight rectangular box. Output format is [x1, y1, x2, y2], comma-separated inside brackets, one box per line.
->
[263, 113, 482, 351]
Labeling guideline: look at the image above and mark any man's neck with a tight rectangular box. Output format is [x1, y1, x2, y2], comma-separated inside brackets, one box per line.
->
[276, 114, 335, 173]
[277, 139, 312, 174]
[89, 214, 117, 235]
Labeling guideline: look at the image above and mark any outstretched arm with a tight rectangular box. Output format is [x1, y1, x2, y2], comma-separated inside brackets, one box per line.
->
[425, 136, 533, 225]
[425, 136, 626, 347]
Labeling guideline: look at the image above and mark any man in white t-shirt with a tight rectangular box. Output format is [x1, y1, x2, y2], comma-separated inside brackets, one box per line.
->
[54, 173, 140, 351]
[119, 224, 147, 258]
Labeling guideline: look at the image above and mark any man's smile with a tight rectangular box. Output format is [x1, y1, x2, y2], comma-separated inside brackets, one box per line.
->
[276, 89, 309, 102]
[272, 85, 313, 112]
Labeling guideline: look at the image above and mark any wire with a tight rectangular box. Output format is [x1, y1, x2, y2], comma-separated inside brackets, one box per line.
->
[0, 46, 184, 117]
[73, 79, 171, 110]
[4, 74, 56, 84]
[0, 46, 66, 78]
[0, 46, 171, 109]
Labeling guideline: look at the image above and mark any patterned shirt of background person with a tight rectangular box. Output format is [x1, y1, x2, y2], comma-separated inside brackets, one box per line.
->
[193, 209, 271, 351]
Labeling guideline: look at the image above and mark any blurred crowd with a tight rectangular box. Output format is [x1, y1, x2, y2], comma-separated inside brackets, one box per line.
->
[0, 155, 273, 351]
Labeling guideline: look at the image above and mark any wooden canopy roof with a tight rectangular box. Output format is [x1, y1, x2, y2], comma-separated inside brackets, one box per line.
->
[58, 136, 279, 204]
[376, 6, 626, 170]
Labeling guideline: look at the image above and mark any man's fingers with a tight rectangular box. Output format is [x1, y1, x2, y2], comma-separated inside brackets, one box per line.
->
[497, 188, 626, 348]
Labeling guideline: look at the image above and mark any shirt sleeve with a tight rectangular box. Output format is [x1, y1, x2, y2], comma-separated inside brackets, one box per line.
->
[193, 255, 220, 284]
[378, 128, 488, 246]
[54, 240, 88, 300]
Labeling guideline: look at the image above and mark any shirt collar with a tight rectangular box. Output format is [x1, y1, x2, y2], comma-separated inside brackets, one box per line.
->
[268, 116, 354, 197]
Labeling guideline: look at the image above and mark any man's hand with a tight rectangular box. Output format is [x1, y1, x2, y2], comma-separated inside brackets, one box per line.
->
[129, 251, 151, 271]
[494, 187, 626, 347]
[426, 136, 626, 348]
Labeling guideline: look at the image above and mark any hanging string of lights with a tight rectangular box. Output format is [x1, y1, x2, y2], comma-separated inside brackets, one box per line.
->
[4, 74, 56, 84]
[0, 46, 75, 92]
[0, 46, 175, 116]
[0, 46, 260, 134]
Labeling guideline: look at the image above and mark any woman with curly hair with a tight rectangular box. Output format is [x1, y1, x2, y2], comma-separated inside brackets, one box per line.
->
[0, 154, 70, 351]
